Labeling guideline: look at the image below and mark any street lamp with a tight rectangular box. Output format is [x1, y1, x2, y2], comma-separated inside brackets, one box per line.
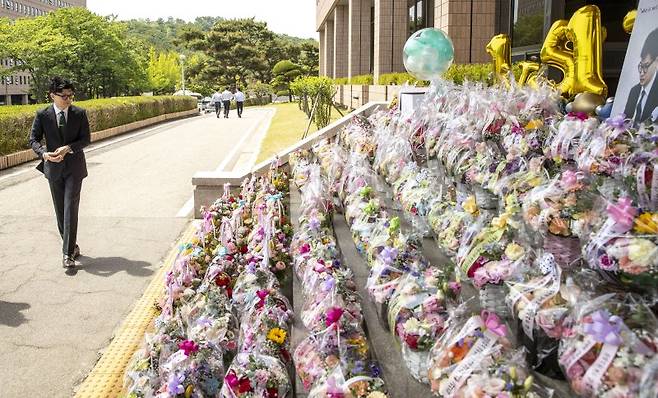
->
[179, 54, 186, 94]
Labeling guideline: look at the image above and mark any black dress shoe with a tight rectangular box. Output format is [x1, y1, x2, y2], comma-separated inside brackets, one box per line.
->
[73, 245, 80, 259]
[62, 255, 75, 268]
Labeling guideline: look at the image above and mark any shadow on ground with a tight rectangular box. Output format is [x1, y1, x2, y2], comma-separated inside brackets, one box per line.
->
[0, 301, 31, 327]
[64, 256, 154, 277]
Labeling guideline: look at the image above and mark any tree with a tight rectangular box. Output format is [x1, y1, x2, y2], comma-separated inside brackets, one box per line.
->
[146, 48, 180, 94]
[0, 8, 147, 100]
[271, 60, 302, 102]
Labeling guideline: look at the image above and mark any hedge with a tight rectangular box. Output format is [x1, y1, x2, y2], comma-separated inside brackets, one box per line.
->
[330, 63, 522, 87]
[0, 96, 197, 156]
[244, 97, 272, 107]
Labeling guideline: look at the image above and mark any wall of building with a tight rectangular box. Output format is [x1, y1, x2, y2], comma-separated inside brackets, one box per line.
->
[0, 0, 87, 105]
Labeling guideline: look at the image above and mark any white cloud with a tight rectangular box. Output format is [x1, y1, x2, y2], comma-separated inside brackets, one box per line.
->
[86, 0, 318, 39]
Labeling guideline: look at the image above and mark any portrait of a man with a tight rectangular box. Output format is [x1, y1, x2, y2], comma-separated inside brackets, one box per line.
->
[623, 27, 658, 124]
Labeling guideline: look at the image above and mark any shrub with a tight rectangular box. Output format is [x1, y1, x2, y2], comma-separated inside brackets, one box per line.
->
[290, 76, 334, 129]
[0, 95, 196, 156]
[377, 72, 428, 86]
[333, 77, 349, 85]
[244, 96, 272, 107]
[349, 74, 374, 85]
[276, 90, 290, 97]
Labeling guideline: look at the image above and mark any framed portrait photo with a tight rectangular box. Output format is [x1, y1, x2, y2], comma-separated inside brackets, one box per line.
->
[611, 0, 658, 125]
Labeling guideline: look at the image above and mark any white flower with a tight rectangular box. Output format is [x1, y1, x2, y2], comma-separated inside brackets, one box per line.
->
[403, 318, 421, 332]
[633, 354, 647, 367]
[482, 377, 506, 395]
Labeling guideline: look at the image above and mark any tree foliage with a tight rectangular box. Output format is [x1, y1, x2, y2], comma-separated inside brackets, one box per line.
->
[0, 8, 147, 100]
[147, 49, 180, 94]
[271, 60, 302, 102]
[290, 76, 334, 129]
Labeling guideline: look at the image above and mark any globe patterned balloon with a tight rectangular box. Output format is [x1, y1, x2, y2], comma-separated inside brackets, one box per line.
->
[403, 28, 454, 81]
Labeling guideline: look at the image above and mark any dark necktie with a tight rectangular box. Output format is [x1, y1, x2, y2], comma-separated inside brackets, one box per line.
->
[634, 89, 646, 124]
[58, 110, 66, 140]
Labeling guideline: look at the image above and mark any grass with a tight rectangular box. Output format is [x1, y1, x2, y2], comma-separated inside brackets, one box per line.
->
[255, 102, 342, 163]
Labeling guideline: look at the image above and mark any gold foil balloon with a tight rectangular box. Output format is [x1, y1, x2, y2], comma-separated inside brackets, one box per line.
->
[623, 10, 636, 34]
[486, 34, 511, 81]
[540, 5, 607, 98]
[517, 61, 541, 87]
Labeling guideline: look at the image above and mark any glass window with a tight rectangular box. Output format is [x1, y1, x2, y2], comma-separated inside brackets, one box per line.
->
[512, 0, 546, 47]
[408, 0, 434, 36]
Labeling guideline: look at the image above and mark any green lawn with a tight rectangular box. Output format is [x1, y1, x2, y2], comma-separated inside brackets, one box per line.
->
[256, 102, 342, 164]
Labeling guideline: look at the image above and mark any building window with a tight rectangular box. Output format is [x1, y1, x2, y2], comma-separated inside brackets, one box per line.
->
[512, 0, 546, 47]
[408, 0, 434, 36]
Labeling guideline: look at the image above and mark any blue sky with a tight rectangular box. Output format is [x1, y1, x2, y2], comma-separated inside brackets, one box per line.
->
[86, 0, 318, 39]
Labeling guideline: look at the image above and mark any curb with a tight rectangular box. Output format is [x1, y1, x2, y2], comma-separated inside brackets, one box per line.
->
[73, 221, 198, 398]
[0, 108, 199, 171]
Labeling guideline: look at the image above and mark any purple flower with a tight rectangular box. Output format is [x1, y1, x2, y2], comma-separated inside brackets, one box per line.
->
[598, 255, 617, 271]
[167, 372, 185, 395]
[379, 246, 398, 265]
[309, 217, 321, 230]
[605, 114, 627, 130]
[322, 277, 336, 292]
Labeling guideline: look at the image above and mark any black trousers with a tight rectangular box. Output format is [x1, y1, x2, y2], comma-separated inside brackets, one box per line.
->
[214, 102, 221, 117]
[236, 101, 244, 117]
[223, 100, 231, 117]
[48, 173, 83, 256]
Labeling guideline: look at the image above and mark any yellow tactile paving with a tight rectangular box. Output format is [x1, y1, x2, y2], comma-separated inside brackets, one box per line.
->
[74, 221, 198, 398]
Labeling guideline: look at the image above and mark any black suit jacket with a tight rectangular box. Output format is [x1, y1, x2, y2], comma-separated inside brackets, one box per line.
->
[623, 76, 658, 124]
[29, 104, 91, 181]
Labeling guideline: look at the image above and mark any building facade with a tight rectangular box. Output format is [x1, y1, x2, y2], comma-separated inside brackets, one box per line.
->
[317, 0, 635, 90]
[0, 0, 87, 105]
[317, 0, 500, 82]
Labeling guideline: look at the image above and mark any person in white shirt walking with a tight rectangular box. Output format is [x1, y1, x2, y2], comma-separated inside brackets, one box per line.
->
[211, 89, 222, 118]
[234, 87, 245, 118]
[220, 87, 234, 118]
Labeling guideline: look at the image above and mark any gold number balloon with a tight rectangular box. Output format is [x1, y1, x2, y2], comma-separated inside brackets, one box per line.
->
[486, 34, 511, 81]
[623, 10, 636, 34]
[517, 61, 541, 86]
[540, 5, 607, 98]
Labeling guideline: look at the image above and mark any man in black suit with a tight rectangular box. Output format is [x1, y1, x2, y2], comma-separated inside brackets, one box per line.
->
[624, 28, 658, 125]
[29, 77, 91, 268]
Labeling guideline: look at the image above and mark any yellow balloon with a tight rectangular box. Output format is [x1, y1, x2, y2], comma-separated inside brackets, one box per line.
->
[540, 5, 607, 98]
[517, 61, 540, 87]
[486, 34, 511, 82]
[623, 10, 636, 34]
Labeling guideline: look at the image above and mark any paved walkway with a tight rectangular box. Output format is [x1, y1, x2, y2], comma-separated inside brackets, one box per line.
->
[0, 107, 273, 397]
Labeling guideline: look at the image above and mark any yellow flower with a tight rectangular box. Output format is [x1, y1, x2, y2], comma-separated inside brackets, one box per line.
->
[505, 243, 525, 261]
[491, 214, 508, 229]
[525, 119, 543, 130]
[628, 239, 657, 267]
[185, 385, 194, 398]
[367, 392, 388, 398]
[634, 213, 658, 234]
[462, 195, 479, 215]
[267, 328, 287, 345]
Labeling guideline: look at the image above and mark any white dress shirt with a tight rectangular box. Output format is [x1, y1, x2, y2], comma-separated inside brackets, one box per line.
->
[220, 90, 234, 101]
[53, 103, 69, 122]
[234, 91, 245, 102]
[211, 92, 222, 103]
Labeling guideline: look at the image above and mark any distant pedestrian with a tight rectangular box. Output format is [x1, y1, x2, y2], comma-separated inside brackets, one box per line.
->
[29, 76, 90, 269]
[221, 87, 233, 118]
[234, 87, 245, 118]
[211, 89, 222, 118]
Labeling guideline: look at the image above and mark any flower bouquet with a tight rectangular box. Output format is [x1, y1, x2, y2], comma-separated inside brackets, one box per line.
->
[293, 314, 373, 391]
[428, 310, 513, 396]
[544, 112, 600, 164]
[300, 285, 363, 332]
[522, 170, 598, 269]
[231, 263, 281, 313]
[307, 365, 387, 398]
[558, 293, 658, 397]
[387, 269, 460, 383]
[221, 353, 291, 398]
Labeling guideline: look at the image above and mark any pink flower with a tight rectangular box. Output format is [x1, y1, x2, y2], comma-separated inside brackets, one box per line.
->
[325, 307, 344, 327]
[299, 243, 310, 254]
[607, 197, 637, 233]
[448, 281, 461, 295]
[178, 340, 199, 356]
[598, 255, 617, 271]
[473, 267, 490, 288]
[560, 170, 579, 191]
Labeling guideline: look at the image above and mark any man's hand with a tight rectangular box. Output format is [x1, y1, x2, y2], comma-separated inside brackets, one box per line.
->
[43, 152, 64, 163]
[53, 145, 71, 157]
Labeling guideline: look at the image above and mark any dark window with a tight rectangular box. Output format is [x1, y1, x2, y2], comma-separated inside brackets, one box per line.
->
[512, 0, 546, 47]
[408, 0, 434, 36]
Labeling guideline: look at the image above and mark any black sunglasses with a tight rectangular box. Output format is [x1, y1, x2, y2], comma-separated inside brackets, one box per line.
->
[53, 93, 74, 100]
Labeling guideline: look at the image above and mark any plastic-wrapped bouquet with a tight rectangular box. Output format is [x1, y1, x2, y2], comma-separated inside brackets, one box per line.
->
[221, 353, 291, 398]
[307, 365, 387, 398]
[387, 268, 460, 382]
[558, 293, 658, 398]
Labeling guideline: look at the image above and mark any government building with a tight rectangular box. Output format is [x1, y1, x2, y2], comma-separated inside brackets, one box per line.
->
[317, 0, 636, 87]
[0, 0, 87, 105]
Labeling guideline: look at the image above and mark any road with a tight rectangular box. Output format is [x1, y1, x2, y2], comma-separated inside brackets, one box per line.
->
[0, 107, 273, 397]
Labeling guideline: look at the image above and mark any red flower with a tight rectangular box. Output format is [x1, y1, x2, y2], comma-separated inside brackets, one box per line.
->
[404, 334, 419, 349]
[467, 256, 487, 278]
[215, 273, 230, 287]
[239, 245, 248, 254]
[226, 287, 233, 298]
[238, 378, 253, 393]
[178, 340, 199, 356]
[267, 387, 279, 398]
